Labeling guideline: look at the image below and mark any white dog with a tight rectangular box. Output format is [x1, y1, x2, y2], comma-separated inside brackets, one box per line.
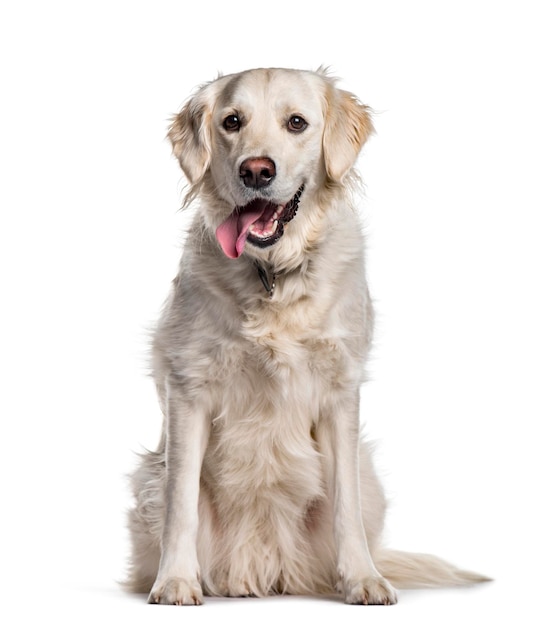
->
[126, 68, 487, 605]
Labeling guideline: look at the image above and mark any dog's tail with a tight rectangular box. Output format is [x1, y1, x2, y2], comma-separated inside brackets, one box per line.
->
[374, 549, 492, 589]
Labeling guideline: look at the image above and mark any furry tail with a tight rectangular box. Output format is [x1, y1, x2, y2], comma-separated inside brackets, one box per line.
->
[374, 549, 491, 589]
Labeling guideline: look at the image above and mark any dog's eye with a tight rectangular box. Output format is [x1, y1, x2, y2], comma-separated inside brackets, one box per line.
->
[287, 116, 308, 133]
[223, 115, 241, 132]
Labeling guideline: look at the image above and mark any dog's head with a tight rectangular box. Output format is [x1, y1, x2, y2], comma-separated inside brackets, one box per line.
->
[168, 68, 372, 261]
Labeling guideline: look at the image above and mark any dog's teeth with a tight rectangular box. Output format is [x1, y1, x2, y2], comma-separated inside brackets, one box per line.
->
[249, 217, 278, 239]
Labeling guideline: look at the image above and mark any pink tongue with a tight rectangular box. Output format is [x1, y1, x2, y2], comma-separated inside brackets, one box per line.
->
[216, 201, 269, 259]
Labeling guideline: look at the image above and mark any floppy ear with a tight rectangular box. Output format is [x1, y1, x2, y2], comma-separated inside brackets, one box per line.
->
[167, 86, 213, 186]
[322, 83, 373, 183]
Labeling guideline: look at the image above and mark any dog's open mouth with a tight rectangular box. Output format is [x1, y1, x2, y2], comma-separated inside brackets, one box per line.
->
[216, 185, 304, 259]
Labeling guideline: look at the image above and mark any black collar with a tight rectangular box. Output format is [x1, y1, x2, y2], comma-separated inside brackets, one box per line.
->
[254, 261, 277, 298]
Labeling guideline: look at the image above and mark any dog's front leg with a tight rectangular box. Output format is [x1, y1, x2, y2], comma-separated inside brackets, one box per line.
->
[148, 377, 210, 605]
[327, 389, 397, 605]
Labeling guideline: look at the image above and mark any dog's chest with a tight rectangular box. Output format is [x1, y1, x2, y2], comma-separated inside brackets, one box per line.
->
[203, 324, 347, 506]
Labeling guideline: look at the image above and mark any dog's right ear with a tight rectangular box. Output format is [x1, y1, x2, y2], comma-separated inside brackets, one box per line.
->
[168, 85, 213, 186]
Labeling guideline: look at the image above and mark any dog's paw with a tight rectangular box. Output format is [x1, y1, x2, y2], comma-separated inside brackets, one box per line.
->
[342, 575, 397, 605]
[148, 577, 203, 606]
[221, 579, 253, 597]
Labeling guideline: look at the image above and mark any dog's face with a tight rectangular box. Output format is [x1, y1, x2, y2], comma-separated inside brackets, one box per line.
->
[169, 68, 372, 260]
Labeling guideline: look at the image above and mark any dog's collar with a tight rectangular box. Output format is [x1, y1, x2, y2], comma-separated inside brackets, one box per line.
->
[254, 261, 277, 299]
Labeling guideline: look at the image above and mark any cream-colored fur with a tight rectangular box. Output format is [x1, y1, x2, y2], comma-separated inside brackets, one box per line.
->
[126, 68, 488, 605]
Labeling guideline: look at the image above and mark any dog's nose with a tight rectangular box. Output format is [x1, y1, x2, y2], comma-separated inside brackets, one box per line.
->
[239, 157, 276, 189]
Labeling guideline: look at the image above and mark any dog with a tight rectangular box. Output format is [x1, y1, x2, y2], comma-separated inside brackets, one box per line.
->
[126, 68, 488, 605]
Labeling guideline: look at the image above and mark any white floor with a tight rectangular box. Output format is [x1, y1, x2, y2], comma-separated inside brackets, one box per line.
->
[13, 578, 518, 626]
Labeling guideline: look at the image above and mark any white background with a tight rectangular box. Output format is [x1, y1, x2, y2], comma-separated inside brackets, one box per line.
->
[1, 1, 535, 624]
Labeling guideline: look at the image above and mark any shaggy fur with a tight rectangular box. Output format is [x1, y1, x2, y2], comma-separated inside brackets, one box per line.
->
[126, 68, 488, 605]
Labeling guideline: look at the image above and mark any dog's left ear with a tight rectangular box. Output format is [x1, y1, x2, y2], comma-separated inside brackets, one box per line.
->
[168, 85, 213, 186]
[322, 83, 373, 183]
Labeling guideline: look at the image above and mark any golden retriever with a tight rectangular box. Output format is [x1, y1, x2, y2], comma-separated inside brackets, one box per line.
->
[126, 68, 487, 605]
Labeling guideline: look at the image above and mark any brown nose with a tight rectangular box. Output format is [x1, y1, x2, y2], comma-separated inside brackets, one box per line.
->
[239, 157, 276, 189]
